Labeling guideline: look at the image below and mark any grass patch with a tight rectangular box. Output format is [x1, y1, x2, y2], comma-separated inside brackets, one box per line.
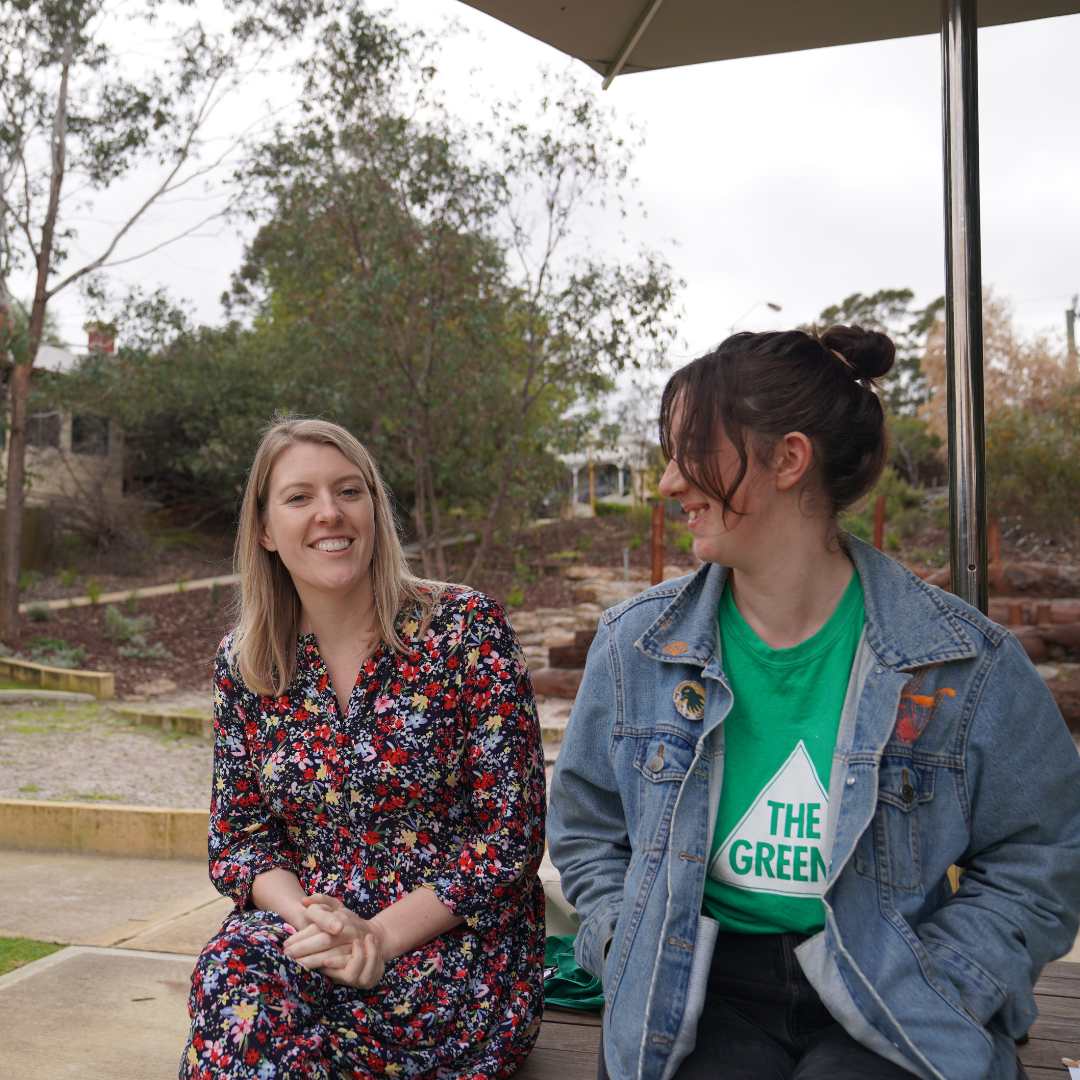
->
[0, 936, 64, 976]
[66, 791, 127, 802]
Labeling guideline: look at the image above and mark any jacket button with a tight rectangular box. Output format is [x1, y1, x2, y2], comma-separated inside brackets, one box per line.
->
[846, 777, 855, 786]
[901, 783, 916, 803]
[649, 756, 664, 773]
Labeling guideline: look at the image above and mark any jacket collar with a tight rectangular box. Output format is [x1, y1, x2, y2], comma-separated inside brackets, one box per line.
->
[637, 536, 978, 673]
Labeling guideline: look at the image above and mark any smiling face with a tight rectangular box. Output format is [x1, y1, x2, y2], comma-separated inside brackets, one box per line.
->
[658, 423, 770, 567]
[258, 441, 376, 604]
[657, 403, 817, 569]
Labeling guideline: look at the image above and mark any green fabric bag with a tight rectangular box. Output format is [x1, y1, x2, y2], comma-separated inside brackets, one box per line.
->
[543, 934, 605, 1012]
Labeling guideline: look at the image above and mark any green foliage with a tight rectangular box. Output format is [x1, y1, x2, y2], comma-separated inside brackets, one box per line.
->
[985, 387, 1080, 536]
[57, 568, 77, 588]
[123, 591, 140, 615]
[840, 467, 924, 542]
[576, 534, 593, 552]
[674, 531, 694, 552]
[628, 535, 642, 550]
[27, 603, 50, 622]
[802, 290, 944, 414]
[18, 569, 42, 593]
[26, 636, 85, 668]
[887, 415, 942, 487]
[505, 585, 526, 607]
[118, 636, 171, 660]
[210, 583, 222, 605]
[594, 501, 629, 515]
[104, 605, 155, 642]
[85, 576, 103, 605]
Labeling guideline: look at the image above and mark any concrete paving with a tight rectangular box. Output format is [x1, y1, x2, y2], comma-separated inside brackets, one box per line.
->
[0, 946, 197, 1079]
[0, 850, 218, 946]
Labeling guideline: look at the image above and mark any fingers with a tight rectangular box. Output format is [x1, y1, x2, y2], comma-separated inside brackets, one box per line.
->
[322, 934, 384, 989]
[300, 902, 345, 937]
[301, 893, 341, 912]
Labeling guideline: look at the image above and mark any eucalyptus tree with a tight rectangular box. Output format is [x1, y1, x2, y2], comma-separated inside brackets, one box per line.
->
[0, 0, 299, 634]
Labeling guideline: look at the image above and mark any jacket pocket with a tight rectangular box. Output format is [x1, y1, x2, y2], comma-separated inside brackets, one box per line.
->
[632, 734, 695, 784]
[853, 760, 934, 891]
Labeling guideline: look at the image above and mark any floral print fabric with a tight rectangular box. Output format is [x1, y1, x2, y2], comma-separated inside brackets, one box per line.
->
[182, 588, 547, 1080]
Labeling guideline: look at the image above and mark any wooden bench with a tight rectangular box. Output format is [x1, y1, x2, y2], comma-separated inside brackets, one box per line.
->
[1022, 960, 1080, 1078]
[518, 1006, 601, 1080]
[516, 961, 1080, 1080]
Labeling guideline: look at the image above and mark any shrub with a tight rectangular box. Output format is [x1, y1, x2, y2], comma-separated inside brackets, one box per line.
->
[26, 636, 86, 668]
[18, 569, 42, 593]
[118, 635, 172, 660]
[123, 590, 140, 615]
[27, 603, 51, 622]
[58, 568, 77, 588]
[86, 576, 103, 605]
[104, 605, 156, 642]
[595, 500, 629, 515]
[674, 531, 693, 552]
[505, 585, 526, 607]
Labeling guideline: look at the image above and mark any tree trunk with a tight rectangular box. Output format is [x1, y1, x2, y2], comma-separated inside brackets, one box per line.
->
[411, 454, 433, 578]
[463, 454, 516, 587]
[423, 453, 446, 580]
[1, 363, 32, 636]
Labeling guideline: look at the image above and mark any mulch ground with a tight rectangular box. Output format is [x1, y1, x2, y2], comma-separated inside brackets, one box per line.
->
[460, 513, 699, 612]
[8, 588, 235, 698]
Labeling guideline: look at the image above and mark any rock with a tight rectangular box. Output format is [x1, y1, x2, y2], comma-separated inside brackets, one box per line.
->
[911, 562, 1080, 598]
[530, 667, 584, 699]
[134, 678, 178, 697]
[562, 565, 617, 581]
[571, 580, 647, 607]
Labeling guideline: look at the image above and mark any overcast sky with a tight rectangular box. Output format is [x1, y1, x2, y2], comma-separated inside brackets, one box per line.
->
[37, 2, 1080, 367]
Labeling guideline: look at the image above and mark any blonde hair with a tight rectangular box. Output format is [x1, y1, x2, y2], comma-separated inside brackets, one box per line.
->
[231, 415, 444, 697]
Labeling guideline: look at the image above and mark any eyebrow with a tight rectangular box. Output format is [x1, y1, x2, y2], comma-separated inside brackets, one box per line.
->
[274, 474, 367, 496]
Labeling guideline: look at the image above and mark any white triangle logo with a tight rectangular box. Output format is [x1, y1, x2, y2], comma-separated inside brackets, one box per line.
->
[709, 740, 830, 898]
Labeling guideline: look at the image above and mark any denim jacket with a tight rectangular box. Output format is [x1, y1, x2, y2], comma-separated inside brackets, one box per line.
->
[548, 538, 1080, 1080]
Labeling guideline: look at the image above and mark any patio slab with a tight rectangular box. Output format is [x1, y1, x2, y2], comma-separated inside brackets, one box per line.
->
[0, 946, 197, 1079]
[0, 849, 218, 945]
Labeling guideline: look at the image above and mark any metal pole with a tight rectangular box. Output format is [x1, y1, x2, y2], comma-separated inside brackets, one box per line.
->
[941, 0, 988, 613]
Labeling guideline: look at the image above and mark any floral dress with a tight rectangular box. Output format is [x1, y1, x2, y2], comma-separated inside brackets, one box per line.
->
[181, 588, 547, 1080]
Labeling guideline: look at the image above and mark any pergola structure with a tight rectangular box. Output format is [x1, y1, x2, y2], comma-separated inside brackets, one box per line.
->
[454, 0, 1080, 614]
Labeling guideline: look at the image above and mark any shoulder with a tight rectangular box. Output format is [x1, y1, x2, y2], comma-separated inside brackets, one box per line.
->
[216, 630, 239, 670]
[402, 585, 515, 642]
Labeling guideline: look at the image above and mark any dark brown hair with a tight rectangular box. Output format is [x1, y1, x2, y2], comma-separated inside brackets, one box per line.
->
[659, 324, 895, 521]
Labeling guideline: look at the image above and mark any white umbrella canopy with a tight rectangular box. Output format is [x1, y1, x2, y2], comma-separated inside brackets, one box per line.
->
[455, 0, 1080, 613]
[458, 0, 1080, 84]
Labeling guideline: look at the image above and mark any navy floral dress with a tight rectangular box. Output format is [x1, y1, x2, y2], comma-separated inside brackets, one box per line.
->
[181, 588, 547, 1080]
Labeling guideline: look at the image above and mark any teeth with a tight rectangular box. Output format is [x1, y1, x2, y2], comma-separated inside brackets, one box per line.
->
[313, 539, 351, 552]
[687, 509, 703, 522]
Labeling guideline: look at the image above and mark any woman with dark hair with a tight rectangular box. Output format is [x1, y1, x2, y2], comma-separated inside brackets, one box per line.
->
[180, 417, 546, 1080]
[548, 327, 1080, 1080]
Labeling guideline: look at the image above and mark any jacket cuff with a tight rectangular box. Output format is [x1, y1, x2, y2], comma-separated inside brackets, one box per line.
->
[575, 894, 622, 980]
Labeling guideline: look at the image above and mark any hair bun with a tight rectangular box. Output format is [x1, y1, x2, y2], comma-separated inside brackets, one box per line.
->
[820, 324, 895, 381]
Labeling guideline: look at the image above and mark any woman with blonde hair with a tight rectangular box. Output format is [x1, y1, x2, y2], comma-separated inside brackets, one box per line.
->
[180, 416, 546, 1080]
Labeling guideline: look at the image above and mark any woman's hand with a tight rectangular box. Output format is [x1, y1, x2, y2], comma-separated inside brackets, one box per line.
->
[283, 894, 386, 989]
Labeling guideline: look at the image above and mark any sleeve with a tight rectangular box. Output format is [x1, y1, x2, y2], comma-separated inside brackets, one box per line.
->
[547, 617, 632, 979]
[208, 640, 301, 908]
[429, 593, 547, 941]
[915, 632, 1080, 1038]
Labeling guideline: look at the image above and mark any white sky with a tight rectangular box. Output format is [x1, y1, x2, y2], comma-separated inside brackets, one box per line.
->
[32, 3, 1080, 367]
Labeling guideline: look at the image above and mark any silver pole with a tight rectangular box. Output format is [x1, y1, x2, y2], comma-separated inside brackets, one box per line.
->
[941, 0, 987, 613]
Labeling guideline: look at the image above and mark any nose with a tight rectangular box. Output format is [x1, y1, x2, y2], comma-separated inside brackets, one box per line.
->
[313, 490, 342, 523]
[658, 457, 685, 500]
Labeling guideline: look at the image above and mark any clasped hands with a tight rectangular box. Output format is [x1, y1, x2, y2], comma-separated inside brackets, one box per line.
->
[283, 894, 386, 989]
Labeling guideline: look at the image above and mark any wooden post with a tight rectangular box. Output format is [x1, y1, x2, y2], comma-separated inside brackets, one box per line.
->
[651, 501, 665, 585]
[872, 493, 886, 551]
[1007, 600, 1024, 627]
[988, 521, 1000, 564]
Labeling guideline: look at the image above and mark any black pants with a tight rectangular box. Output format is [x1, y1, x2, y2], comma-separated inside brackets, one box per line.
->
[598, 930, 1028, 1080]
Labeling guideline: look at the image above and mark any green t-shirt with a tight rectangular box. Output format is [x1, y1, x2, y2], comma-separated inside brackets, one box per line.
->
[702, 571, 866, 935]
